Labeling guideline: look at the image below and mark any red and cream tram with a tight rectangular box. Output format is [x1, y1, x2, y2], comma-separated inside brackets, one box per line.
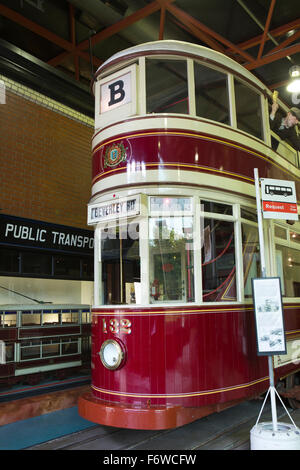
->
[79, 40, 300, 429]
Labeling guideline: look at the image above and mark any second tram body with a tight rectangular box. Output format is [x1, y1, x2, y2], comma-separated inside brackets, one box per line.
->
[0, 305, 91, 385]
[79, 40, 300, 429]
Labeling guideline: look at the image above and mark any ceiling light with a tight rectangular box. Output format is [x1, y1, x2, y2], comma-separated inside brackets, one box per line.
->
[287, 65, 300, 93]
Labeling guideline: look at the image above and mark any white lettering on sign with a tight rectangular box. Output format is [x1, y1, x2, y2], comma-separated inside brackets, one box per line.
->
[100, 72, 131, 113]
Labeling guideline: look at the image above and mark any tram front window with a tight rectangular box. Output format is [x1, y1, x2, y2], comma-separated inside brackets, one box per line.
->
[234, 78, 263, 140]
[194, 63, 230, 125]
[101, 223, 140, 305]
[149, 217, 194, 303]
[202, 219, 236, 302]
[146, 59, 188, 114]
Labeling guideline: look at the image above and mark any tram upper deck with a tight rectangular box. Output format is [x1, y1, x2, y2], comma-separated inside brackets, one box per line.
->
[88, 40, 300, 309]
[90, 40, 299, 198]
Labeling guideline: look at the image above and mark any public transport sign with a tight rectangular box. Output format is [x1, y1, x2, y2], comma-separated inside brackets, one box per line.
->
[260, 178, 298, 220]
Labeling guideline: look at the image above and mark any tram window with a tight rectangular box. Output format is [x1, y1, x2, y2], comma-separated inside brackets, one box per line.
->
[194, 63, 229, 125]
[242, 224, 260, 298]
[42, 312, 60, 324]
[290, 231, 300, 244]
[20, 341, 40, 360]
[202, 219, 236, 302]
[234, 79, 263, 140]
[62, 338, 78, 355]
[240, 208, 257, 222]
[101, 223, 140, 305]
[274, 225, 287, 240]
[275, 245, 300, 297]
[3, 313, 17, 327]
[146, 59, 188, 114]
[22, 251, 52, 276]
[202, 200, 232, 215]
[42, 341, 60, 357]
[0, 248, 19, 273]
[62, 311, 79, 324]
[5, 343, 14, 362]
[149, 217, 194, 303]
[21, 312, 41, 326]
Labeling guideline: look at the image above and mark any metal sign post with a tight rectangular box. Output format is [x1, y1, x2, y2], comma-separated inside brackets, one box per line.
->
[251, 169, 300, 450]
[254, 168, 278, 431]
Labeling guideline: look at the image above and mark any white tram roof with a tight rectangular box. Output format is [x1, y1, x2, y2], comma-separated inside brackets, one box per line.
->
[93, 39, 268, 95]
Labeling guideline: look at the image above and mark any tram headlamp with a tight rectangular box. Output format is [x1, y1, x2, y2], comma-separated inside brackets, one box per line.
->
[99, 339, 125, 370]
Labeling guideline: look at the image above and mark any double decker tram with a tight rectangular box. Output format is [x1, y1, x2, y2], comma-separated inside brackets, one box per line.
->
[79, 40, 300, 429]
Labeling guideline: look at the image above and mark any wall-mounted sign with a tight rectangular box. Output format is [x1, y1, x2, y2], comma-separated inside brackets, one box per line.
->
[88, 195, 140, 225]
[252, 277, 287, 356]
[261, 178, 298, 220]
[0, 214, 94, 254]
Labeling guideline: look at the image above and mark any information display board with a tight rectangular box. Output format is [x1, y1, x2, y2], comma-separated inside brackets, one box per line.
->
[252, 277, 287, 356]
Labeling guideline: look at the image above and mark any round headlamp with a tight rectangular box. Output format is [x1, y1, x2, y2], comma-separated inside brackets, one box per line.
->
[99, 339, 125, 370]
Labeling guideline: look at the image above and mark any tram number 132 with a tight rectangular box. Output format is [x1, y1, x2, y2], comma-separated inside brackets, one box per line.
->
[102, 318, 132, 335]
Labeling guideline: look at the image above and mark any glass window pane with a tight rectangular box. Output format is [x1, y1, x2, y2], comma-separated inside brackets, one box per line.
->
[241, 207, 257, 222]
[202, 200, 232, 215]
[290, 231, 300, 244]
[21, 312, 41, 326]
[194, 63, 229, 124]
[146, 59, 188, 114]
[149, 217, 194, 303]
[62, 340, 78, 355]
[234, 79, 263, 139]
[275, 245, 300, 297]
[242, 223, 260, 298]
[0, 248, 19, 273]
[3, 313, 17, 327]
[42, 313, 60, 325]
[54, 255, 80, 278]
[202, 219, 236, 301]
[22, 251, 52, 275]
[62, 312, 79, 323]
[150, 197, 192, 213]
[42, 343, 59, 357]
[81, 257, 93, 279]
[101, 223, 140, 305]
[275, 225, 287, 239]
[21, 344, 40, 360]
[5, 344, 14, 362]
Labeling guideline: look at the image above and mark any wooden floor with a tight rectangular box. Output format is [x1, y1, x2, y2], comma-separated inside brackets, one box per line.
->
[27, 399, 300, 451]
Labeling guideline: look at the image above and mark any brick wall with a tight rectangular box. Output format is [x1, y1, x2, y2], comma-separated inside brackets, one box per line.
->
[0, 76, 94, 230]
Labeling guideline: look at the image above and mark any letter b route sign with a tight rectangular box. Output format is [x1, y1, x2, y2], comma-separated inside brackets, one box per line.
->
[100, 71, 132, 113]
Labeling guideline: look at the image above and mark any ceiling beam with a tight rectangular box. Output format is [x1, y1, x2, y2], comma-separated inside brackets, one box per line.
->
[166, 3, 255, 62]
[244, 42, 300, 70]
[257, 0, 276, 60]
[236, 18, 300, 51]
[48, 0, 172, 69]
[0, 4, 102, 70]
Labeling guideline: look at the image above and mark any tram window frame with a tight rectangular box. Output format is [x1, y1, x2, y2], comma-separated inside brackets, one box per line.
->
[145, 57, 189, 115]
[193, 61, 230, 125]
[234, 77, 264, 140]
[200, 203, 237, 303]
[97, 219, 141, 306]
[274, 222, 300, 298]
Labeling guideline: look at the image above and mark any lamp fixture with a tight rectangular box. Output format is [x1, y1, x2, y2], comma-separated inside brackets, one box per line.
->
[287, 65, 300, 93]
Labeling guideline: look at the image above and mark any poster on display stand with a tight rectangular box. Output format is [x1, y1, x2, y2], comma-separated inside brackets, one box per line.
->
[252, 277, 287, 356]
